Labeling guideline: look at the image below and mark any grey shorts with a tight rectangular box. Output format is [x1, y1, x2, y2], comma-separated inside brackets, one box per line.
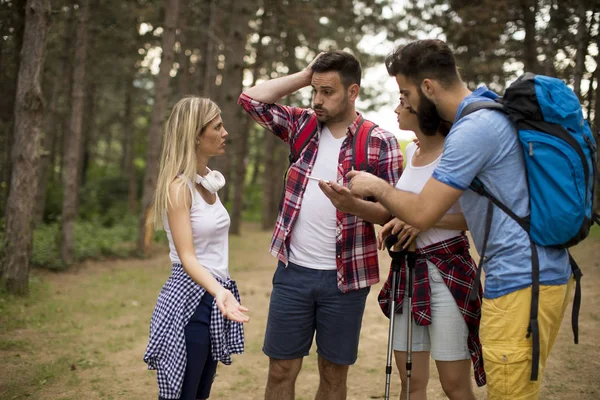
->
[263, 261, 370, 365]
[393, 261, 470, 361]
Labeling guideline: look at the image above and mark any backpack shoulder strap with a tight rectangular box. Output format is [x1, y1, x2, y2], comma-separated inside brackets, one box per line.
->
[457, 100, 505, 121]
[290, 116, 318, 163]
[352, 118, 378, 171]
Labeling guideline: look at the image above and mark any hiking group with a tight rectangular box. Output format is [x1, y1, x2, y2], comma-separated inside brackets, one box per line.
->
[142, 39, 599, 400]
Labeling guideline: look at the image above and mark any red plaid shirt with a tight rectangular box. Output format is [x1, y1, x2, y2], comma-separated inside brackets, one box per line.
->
[238, 92, 403, 292]
[378, 234, 486, 387]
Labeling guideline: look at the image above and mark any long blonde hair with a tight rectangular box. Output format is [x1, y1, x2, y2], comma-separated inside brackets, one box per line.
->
[149, 96, 221, 229]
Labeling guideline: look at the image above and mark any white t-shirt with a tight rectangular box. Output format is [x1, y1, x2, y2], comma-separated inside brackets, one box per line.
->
[397, 142, 462, 249]
[289, 126, 344, 270]
[164, 178, 230, 281]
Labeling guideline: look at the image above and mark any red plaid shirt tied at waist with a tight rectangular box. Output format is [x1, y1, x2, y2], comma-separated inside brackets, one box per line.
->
[378, 234, 486, 386]
[238, 92, 403, 293]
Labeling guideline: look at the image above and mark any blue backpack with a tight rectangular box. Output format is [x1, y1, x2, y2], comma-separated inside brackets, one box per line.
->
[458, 72, 599, 381]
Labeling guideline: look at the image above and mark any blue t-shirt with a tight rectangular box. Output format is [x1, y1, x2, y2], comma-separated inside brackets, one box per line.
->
[432, 86, 570, 299]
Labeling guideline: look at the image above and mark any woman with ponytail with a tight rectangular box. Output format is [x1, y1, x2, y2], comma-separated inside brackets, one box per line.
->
[144, 97, 249, 400]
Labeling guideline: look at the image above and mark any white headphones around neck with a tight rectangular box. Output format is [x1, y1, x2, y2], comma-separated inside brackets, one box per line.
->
[195, 167, 225, 194]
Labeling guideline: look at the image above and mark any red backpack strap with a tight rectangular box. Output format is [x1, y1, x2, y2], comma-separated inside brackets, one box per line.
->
[290, 116, 318, 163]
[351, 118, 378, 171]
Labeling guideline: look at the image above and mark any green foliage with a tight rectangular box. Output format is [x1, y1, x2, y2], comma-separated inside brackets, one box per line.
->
[31, 214, 140, 271]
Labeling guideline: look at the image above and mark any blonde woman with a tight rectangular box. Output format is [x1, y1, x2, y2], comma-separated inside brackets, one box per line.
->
[143, 97, 249, 400]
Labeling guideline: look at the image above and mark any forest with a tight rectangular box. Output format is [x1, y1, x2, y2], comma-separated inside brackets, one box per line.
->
[0, 0, 599, 292]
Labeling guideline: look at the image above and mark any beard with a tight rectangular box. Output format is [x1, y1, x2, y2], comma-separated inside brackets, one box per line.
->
[314, 92, 350, 123]
[416, 90, 443, 136]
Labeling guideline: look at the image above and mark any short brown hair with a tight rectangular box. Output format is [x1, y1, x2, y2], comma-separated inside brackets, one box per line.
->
[311, 50, 362, 88]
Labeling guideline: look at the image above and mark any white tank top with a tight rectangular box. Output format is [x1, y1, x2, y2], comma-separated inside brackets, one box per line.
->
[396, 142, 462, 249]
[163, 178, 230, 281]
[289, 126, 344, 270]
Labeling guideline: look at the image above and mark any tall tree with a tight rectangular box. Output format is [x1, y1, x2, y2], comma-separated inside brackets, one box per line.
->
[137, 0, 181, 255]
[572, 0, 589, 99]
[221, 0, 255, 234]
[60, 0, 90, 265]
[1, 0, 51, 295]
[0, 0, 26, 217]
[595, 33, 600, 213]
[520, 0, 540, 73]
[34, 4, 74, 223]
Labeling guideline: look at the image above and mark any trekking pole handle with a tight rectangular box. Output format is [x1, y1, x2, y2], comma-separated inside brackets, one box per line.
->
[384, 233, 412, 252]
[384, 234, 416, 252]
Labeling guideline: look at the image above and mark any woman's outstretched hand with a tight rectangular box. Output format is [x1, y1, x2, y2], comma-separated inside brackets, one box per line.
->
[215, 288, 250, 323]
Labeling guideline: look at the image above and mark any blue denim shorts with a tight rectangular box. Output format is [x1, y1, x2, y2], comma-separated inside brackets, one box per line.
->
[263, 261, 370, 365]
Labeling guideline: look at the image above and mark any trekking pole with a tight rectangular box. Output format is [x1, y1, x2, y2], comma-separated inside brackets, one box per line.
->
[405, 241, 417, 400]
[384, 234, 409, 400]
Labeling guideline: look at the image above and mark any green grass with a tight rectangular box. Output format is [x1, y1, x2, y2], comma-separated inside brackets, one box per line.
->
[0, 254, 171, 399]
[589, 223, 600, 239]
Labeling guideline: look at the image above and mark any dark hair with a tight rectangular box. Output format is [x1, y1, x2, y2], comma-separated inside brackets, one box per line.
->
[385, 40, 461, 87]
[311, 50, 362, 87]
[438, 120, 452, 137]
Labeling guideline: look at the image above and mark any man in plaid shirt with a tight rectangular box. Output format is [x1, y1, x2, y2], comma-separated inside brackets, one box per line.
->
[238, 51, 403, 400]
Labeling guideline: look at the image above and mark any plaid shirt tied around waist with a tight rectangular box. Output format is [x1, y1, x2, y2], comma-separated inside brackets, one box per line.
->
[143, 263, 244, 399]
[238, 92, 403, 293]
[378, 234, 486, 386]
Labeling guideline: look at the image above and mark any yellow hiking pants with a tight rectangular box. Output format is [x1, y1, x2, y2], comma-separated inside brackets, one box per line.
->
[480, 280, 573, 400]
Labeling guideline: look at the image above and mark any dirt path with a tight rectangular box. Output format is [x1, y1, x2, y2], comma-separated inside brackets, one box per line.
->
[1, 226, 598, 399]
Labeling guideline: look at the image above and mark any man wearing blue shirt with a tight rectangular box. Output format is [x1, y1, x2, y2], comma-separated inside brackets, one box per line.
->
[348, 40, 572, 399]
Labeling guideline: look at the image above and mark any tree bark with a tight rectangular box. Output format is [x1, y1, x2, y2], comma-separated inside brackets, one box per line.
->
[200, 0, 218, 97]
[1, 0, 51, 295]
[137, 0, 181, 255]
[80, 81, 95, 187]
[0, 0, 27, 218]
[122, 71, 138, 214]
[223, 0, 254, 235]
[572, 0, 589, 100]
[50, 4, 75, 183]
[177, 0, 191, 97]
[60, 0, 90, 265]
[521, 0, 539, 74]
[588, 45, 600, 213]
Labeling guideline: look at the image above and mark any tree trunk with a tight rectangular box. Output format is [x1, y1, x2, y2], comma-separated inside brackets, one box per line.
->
[137, 0, 181, 255]
[0, 0, 26, 218]
[223, 0, 254, 235]
[80, 81, 95, 187]
[177, 0, 191, 97]
[250, 130, 263, 186]
[521, 0, 539, 74]
[1, 0, 51, 295]
[60, 0, 90, 265]
[34, 74, 61, 223]
[201, 0, 218, 97]
[587, 73, 594, 122]
[122, 71, 138, 214]
[595, 47, 600, 213]
[50, 4, 75, 183]
[572, 0, 589, 100]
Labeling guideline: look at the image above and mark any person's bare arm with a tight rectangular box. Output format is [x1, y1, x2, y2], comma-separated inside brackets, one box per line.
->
[167, 180, 249, 323]
[347, 171, 464, 231]
[243, 53, 323, 103]
[435, 213, 468, 231]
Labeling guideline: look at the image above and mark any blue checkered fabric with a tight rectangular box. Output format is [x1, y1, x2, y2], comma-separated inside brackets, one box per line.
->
[143, 263, 244, 399]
